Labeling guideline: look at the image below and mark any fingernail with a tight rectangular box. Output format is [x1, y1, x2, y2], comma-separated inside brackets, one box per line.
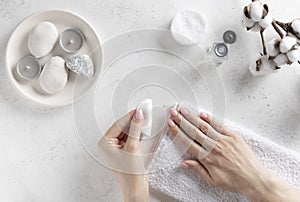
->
[181, 107, 189, 116]
[135, 108, 144, 120]
[170, 108, 178, 116]
[200, 112, 208, 119]
[168, 119, 175, 128]
[181, 163, 190, 169]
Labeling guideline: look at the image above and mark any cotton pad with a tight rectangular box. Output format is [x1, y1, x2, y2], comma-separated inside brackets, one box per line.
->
[170, 10, 206, 46]
[137, 99, 153, 137]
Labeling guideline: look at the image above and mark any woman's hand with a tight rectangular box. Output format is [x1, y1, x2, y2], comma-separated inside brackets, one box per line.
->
[98, 109, 149, 202]
[168, 107, 300, 202]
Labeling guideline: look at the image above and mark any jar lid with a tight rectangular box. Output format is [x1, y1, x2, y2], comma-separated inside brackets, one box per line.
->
[223, 30, 237, 44]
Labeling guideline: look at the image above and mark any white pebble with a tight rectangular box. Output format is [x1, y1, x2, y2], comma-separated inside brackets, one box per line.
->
[273, 53, 289, 66]
[39, 56, 68, 94]
[249, 56, 277, 76]
[266, 38, 280, 57]
[279, 36, 297, 53]
[287, 48, 300, 63]
[250, 1, 264, 22]
[28, 22, 58, 58]
[170, 10, 206, 46]
[291, 19, 300, 38]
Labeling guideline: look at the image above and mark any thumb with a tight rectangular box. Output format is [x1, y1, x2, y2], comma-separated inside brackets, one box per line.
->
[182, 160, 213, 184]
[124, 108, 144, 153]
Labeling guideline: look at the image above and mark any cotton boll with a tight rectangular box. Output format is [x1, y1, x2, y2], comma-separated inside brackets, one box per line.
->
[249, 23, 261, 32]
[249, 56, 277, 76]
[273, 54, 289, 66]
[287, 48, 300, 63]
[279, 36, 297, 53]
[266, 38, 280, 57]
[242, 7, 255, 28]
[258, 10, 272, 29]
[250, 1, 264, 22]
[291, 19, 300, 38]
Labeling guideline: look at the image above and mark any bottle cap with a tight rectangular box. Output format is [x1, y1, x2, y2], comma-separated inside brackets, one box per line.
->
[223, 30, 237, 44]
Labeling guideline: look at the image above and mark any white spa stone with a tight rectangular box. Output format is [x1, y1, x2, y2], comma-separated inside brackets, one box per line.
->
[287, 48, 300, 63]
[250, 1, 264, 22]
[66, 54, 94, 78]
[28, 21, 58, 58]
[137, 99, 153, 137]
[274, 53, 289, 66]
[266, 38, 280, 57]
[279, 36, 297, 53]
[170, 10, 206, 46]
[39, 56, 68, 94]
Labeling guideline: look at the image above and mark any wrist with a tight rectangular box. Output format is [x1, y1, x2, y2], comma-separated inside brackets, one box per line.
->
[123, 181, 149, 202]
[242, 171, 284, 202]
[124, 188, 148, 202]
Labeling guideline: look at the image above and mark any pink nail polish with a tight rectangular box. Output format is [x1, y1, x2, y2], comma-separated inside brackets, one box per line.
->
[170, 108, 178, 116]
[181, 107, 189, 116]
[168, 119, 175, 127]
[135, 109, 143, 120]
[200, 112, 208, 119]
[182, 163, 190, 169]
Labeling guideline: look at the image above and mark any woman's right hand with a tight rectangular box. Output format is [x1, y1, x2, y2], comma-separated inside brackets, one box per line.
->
[168, 107, 300, 202]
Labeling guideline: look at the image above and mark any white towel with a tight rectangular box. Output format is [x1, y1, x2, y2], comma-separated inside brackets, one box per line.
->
[149, 122, 300, 202]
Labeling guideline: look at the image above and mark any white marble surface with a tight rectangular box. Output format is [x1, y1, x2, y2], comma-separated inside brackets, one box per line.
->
[1, 0, 300, 201]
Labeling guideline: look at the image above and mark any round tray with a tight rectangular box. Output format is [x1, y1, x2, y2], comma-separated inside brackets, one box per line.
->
[5, 10, 103, 107]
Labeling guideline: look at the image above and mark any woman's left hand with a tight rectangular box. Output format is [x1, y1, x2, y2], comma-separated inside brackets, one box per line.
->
[98, 109, 149, 202]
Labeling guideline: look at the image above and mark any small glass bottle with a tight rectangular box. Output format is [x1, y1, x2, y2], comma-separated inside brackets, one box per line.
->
[209, 30, 237, 65]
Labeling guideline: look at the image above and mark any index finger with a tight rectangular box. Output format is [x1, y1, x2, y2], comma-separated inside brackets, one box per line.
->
[105, 110, 135, 138]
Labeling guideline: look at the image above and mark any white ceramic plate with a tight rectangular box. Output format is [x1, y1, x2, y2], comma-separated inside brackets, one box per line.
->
[5, 10, 103, 107]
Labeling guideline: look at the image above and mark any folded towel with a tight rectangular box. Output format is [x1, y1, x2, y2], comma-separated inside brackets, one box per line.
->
[149, 121, 300, 202]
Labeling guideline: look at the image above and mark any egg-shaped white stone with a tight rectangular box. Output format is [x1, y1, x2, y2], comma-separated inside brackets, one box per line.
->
[39, 56, 68, 94]
[28, 22, 58, 58]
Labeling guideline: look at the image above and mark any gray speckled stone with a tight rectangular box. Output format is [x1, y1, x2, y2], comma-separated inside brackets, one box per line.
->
[66, 54, 94, 78]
